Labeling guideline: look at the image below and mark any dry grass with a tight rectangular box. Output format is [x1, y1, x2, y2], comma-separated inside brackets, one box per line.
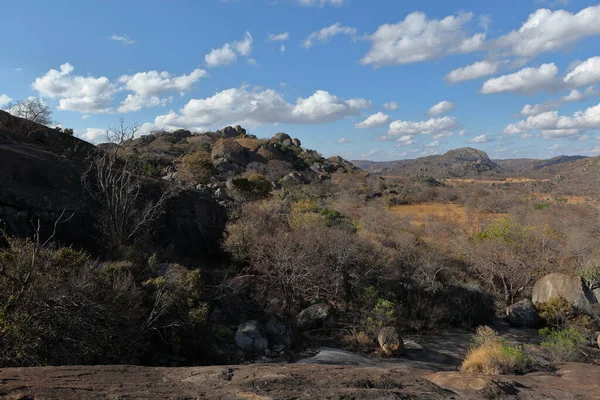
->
[341, 331, 374, 353]
[446, 178, 549, 185]
[461, 326, 530, 375]
[389, 203, 503, 235]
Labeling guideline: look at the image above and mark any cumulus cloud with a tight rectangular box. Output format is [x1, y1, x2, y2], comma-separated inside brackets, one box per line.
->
[520, 87, 597, 116]
[387, 116, 458, 136]
[118, 69, 207, 97]
[428, 100, 455, 116]
[480, 63, 559, 94]
[118, 95, 171, 113]
[296, 0, 345, 6]
[493, 5, 600, 58]
[383, 101, 398, 110]
[469, 134, 491, 143]
[336, 137, 349, 144]
[79, 128, 108, 143]
[395, 135, 416, 146]
[0, 94, 11, 108]
[361, 11, 485, 67]
[564, 56, 600, 87]
[110, 34, 136, 45]
[266, 32, 289, 42]
[303, 23, 357, 48]
[355, 112, 390, 128]
[504, 102, 600, 138]
[446, 60, 502, 83]
[32, 63, 116, 114]
[205, 32, 253, 67]
[152, 87, 370, 131]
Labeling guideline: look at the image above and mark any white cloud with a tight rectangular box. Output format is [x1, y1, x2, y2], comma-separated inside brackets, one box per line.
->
[519, 87, 597, 116]
[205, 32, 253, 67]
[395, 135, 415, 146]
[266, 32, 289, 42]
[110, 34, 136, 45]
[80, 128, 108, 143]
[493, 5, 600, 58]
[117, 94, 171, 113]
[32, 63, 116, 114]
[152, 87, 370, 131]
[383, 101, 398, 110]
[426, 140, 440, 148]
[387, 116, 458, 136]
[336, 137, 349, 144]
[0, 94, 11, 108]
[355, 112, 390, 128]
[297, 0, 345, 6]
[480, 63, 559, 94]
[303, 23, 357, 48]
[469, 134, 490, 143]
[361, 11, 485, 67]
[504, 102, 600, 138]
[445, 60, 502, 83]
[433, 132, 453, 140]
[428, 100, 455, 116]
[280, 44, 286, 52]
[564, 56, 600, 87]
[118, 69, 207, 97]
[359, 149, 380, 158]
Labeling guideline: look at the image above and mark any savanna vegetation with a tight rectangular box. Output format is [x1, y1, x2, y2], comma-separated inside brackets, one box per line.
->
[1, 115, 599, 370]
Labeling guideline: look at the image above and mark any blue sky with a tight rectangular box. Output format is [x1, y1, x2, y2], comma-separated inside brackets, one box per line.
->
[2, 0, 600, 160]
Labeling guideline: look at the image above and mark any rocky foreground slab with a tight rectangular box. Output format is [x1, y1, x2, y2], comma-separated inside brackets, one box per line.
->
[2, 358, 600, 399]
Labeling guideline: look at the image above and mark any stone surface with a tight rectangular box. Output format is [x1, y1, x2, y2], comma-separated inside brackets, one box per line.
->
[506, 299, 539, 328]
[378, 326, 405, 355]
[532, 273, 597, 310]
[273, 132, 291, 143]
[235, 320, 268, 354]
[296, 303, 334, 330]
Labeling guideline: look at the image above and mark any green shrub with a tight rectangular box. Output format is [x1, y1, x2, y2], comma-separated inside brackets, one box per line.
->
[536, 297, 578, 329]
[533, 203, 549, 210]
[539, 327, 586, 363]
[181, 151, 217, 184]
[230, 174, 272, 201]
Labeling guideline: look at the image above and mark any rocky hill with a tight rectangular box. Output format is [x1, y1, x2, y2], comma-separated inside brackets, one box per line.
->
[495, 155, 588, 174]
[0, 110, 225, 260]
[355, 147, 501, 178]
[111, 125, 359, 205]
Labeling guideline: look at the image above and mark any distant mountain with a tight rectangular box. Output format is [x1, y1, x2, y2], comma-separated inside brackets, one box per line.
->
[355, 148, 589, 179]
[354, 147, 501, 178]
[495, 155, 588, 174]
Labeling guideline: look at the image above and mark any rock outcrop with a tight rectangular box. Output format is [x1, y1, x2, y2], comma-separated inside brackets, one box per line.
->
[378, 327, 405, 356]
[235, 321, 268, 355]
[532, 273, 597, 311]
[296, 303, 334, 330]
[506, 299, 538, 328]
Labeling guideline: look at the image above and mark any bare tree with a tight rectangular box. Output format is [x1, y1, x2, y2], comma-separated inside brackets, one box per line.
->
[8, 98, 53, 126]
[82, 118, 173, 252]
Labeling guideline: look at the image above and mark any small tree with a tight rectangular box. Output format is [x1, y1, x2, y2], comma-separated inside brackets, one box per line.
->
[82, 118, 173, 253]
[8, 98, 53, 126]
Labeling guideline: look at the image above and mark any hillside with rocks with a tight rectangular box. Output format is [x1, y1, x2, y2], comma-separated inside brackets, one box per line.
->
[354, 147, 502, 178]
[3, 110, 600, 399]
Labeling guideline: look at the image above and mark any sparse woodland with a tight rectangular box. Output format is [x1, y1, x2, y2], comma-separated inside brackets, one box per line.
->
[1, 113, 599, 372]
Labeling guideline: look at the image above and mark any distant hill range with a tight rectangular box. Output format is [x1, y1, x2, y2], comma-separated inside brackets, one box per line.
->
[354, 148, 589, 178]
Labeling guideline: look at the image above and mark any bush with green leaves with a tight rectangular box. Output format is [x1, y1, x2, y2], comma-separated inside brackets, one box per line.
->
[229, 174, 272, 201]
[539, 327, 586, 363]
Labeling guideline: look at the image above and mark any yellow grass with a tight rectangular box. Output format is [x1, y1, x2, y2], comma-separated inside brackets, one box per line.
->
[446, 178, 549, 185]
[461, 326, 529, 375]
